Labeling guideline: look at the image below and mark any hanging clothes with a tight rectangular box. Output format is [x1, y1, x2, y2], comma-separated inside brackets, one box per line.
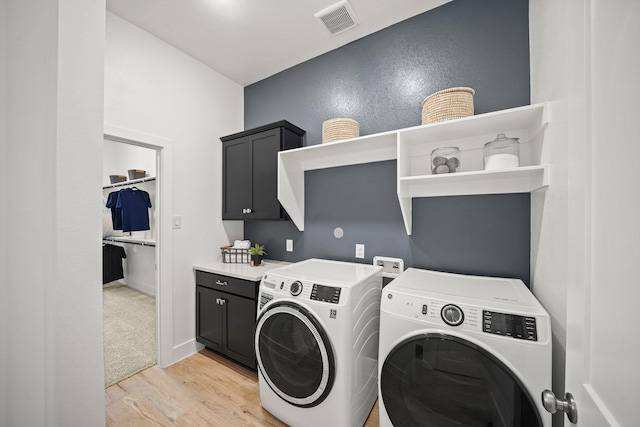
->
[105, 191, 123, 230]
[105, 187, 152, 232]
[103, 244, 127, 284]
[117, 187, 152, 232]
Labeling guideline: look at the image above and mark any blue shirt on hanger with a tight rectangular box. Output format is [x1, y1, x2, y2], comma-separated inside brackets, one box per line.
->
[105, 191, 123, 230]
[116, 188, 152, 232]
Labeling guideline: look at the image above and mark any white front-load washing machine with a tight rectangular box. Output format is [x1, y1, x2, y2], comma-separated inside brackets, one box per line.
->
[255, 258, 383, 427]
[378, 268, 552, 427]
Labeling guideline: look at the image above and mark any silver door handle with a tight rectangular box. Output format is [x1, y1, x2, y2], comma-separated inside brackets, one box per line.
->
[542, 390, 577, 423]
[215, 280, 228, 286]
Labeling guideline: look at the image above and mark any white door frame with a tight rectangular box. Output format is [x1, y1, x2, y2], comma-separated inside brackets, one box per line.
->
[104, 124, 174, 368]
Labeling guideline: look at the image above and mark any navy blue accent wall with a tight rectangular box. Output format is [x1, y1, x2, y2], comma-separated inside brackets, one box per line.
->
[243, 0, 531, 284]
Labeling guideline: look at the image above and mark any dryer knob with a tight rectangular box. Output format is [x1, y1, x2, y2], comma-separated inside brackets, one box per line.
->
[441, 304, 464, 326]
[290, 280, 303, 296]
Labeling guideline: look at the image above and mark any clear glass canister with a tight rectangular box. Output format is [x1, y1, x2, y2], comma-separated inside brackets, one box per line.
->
[483, 133, 520, 170]
[431, 147, 461, 174]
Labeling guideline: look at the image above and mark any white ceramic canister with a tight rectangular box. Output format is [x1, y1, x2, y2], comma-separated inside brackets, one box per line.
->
[483, 133, 520, 170]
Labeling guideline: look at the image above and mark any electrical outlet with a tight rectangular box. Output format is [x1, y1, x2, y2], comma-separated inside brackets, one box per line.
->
[286, 239, 294, 252]
[355, 244, 365, 259]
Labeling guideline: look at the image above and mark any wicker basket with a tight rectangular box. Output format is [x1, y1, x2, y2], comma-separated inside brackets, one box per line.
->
[421, 87, 475, 125]
[322, 118, 360, 143]
[220, 246, 249, 264]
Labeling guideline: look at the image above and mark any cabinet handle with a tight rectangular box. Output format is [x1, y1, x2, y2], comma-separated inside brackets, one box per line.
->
[243, 208, 252, 214]
[215, 280, 228, 286]
[218, 298, 226, 306]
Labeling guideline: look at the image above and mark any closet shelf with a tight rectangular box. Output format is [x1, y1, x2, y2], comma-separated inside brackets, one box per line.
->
[103, 236, 156, 247]
[103, 176, 156, 189]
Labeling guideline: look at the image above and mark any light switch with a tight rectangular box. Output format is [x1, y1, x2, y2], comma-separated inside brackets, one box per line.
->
[355, 244, 365, 259]
[172, 215, 181, 229]
[286, 239, 294, 252]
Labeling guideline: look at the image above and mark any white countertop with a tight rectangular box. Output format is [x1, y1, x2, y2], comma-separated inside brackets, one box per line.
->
[193, 259, 291, 282]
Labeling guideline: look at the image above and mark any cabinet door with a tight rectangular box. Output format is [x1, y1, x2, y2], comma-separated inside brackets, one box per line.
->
[222, 137, 252, 219]
[224, 293, 258, 369]
[196, 286, 224, 352]
[250, 129, 282, 219]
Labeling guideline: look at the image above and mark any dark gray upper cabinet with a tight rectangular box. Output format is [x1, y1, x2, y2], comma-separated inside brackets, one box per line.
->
[221, 120, 305, 220]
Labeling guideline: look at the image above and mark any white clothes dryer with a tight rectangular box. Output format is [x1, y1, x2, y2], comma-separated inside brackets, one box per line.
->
[378, 268, 552, 427]
[255, 259, 383, 427]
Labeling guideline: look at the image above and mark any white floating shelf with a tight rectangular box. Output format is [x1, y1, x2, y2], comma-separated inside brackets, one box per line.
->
[278, 103, 549, 233]
[279, 130, 398, 171]
[397, 165, 549, 234]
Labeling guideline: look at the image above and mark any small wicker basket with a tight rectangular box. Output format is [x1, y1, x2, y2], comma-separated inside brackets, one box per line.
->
[322, 118, 360, 143]
[421, 87, 475, 125]
[220, 246, 249, 264]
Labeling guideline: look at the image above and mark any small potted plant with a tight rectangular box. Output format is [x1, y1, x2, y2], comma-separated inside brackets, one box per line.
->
[248, 243, 267, 267]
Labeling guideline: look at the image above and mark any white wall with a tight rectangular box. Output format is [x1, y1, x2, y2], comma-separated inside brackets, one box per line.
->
[1, 1, 106, 426]
[529, 2, 574, 423]
[0, 0, 8, 422]
[104, 11, 244, 362]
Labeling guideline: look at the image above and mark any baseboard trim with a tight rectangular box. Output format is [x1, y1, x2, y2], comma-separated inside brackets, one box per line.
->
[123, 278, 155, 297]
[171, 339, 203, 365]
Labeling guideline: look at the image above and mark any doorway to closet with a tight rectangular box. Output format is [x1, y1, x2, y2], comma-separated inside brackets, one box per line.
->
[102, 139, 156, 387]
[103, 126, 174, 387]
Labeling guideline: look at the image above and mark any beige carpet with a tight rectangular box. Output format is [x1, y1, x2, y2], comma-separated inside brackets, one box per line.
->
[103, 283, 156, 388]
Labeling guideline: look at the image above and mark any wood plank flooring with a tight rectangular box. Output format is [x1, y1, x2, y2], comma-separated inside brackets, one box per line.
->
[106, 349, 380, 426]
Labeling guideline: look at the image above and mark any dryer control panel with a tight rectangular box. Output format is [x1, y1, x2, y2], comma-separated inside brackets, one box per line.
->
[482, 310, 537, 341]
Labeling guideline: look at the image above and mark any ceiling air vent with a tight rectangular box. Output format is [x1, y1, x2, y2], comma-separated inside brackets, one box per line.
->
[314, 0, 359, 36]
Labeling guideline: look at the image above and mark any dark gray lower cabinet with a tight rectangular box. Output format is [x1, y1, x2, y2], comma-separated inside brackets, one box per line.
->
[195, 270, 258, 370]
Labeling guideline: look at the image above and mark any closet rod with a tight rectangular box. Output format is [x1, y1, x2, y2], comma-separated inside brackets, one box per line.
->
[103, 237, 156, 247]
[103, 176, 156, 190]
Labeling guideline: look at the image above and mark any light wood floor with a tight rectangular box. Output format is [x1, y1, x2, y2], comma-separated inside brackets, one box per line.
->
[106, 349, 379, 426]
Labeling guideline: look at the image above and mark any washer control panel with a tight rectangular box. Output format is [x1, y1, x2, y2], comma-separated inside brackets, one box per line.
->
[290, 280, 303, 296]
[310, 284, 341, 304]
[260, 274, 343, 305]
[483, 310, 538, 341]
[441, 304, 464, 326]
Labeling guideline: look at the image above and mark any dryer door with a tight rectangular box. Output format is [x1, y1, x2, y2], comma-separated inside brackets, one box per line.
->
[255, 301, 335, 408]
[381, 333, 542, 427]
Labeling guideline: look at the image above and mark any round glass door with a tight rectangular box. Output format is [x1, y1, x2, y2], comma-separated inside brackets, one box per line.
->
[255, 302, 335, 407]
[381, 333, 542, 427]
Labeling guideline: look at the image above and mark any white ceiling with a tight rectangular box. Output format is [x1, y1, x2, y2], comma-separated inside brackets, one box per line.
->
[106, 0, 451, 86]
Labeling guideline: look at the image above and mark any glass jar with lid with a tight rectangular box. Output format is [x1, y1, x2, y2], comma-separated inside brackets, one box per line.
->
[431, 147, 461, 174]
[483, 133, 520, 170]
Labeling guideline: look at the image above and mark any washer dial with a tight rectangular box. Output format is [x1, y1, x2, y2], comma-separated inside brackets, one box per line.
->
[441, 304, 464, 326]
[290, 280, 303, 296]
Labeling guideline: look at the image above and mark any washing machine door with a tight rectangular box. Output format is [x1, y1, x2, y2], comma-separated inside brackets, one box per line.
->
[381, 333, 542, 427]
[255, 301, 335, 408]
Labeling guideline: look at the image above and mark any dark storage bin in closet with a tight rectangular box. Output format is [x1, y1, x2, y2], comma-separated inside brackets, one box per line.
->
[221, 120, 305, 220]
